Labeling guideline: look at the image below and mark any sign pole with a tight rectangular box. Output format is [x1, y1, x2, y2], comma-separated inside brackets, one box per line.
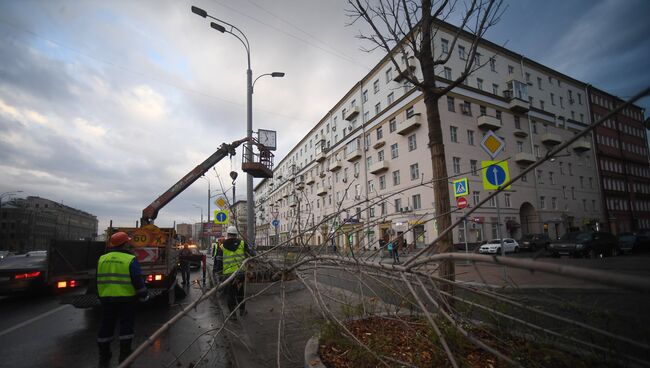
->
[463, 215, 469, 265]
[494, 166, 507, 281]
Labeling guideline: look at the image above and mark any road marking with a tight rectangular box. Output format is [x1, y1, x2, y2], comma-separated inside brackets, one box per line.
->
[0, 304, 70, 338]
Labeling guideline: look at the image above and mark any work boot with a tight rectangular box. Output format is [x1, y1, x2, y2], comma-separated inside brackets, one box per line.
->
[118, 339, 132, 364]
[97, 342, 112, 368]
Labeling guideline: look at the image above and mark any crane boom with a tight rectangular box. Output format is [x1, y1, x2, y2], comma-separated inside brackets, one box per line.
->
[140, 137, 251, 226]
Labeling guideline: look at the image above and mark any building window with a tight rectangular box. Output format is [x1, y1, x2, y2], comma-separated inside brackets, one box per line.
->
[467, 130, 475, 145]
[458, 45, 466, 60]
[490, 57, 496, 72]
[516, 141, 524, 153]
[532, 122, 537, 134]
[514, 116, 521, 129]
[488, 196, 496, 207]
[450, 126, 458, 142]
[389, 118, 397, 132]
[579, 176, 584, 188]
[394, 198, 401, 213]
[373, 79, 379, 94]
[537, 77, 542, 90]
[568, 163, 573, 175]
[472, 191, 480, 205]
[453, 157, 461, 174]
[379, 175, 386, 190]
[441, 38, 449, 54]
[508, 65, 514, 74]
[537, 169, 544, 184]
[390, 143, 399, 159]
[444, 67, 452, 80]
[496, 111, 502, 120]
[376, 127, 383, 140]
[571, 187, 576, 200]
[375, 102, 381, 114]
[410, 163, 420, 180]
[550, 93, 555, 105]
[412, 194, 421, 210]
[392, 170, 400, 186]
[362, 90, 368, 103]
[447, 96, 455, 112]
[540, 196, 546, 209]
[387, 92, 394, 105]
[406, 106, 415, 118]
[380, 202, 386, 215]
[560, 96, 564, 108]
[378, 150, 385, 161]
[525, 72, 531, 83]
[552, 197, 557, 210]
[408, 134, 417, 151]
[470, 160, 478, 176]
[504, 193, 511, 208]
[385, 68, 392, 83]
[534, 145, 540, 158]
[540, 100, 545, 110]
[492, 83, 499, 95]
[549, 171, 555, 184]
[477, 78, 484, 90]
[582, 199, 587, 211]
[461, 101, 472, 116]
[480, 105, 487, 116]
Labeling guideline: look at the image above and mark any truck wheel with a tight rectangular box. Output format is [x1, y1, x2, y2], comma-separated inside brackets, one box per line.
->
[514, 246, 519, 253]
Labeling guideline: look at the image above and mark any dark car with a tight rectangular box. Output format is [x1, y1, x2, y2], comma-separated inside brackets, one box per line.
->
[548, 231, 619, 258]
[0, 252, 48, 295]
[618, 232, 650, 254]
[0, 250, 15, 260]
[518, 234, 550, 251]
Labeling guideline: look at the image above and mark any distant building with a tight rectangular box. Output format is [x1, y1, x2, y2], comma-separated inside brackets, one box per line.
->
[176, 223, 193, 242]
[588, 87, 650, 233]
[0, 196, 98, 252]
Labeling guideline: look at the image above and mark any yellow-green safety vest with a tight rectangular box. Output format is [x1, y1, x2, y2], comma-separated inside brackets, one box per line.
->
[222, 240, 245, 275]
[97, 251, 136, 297]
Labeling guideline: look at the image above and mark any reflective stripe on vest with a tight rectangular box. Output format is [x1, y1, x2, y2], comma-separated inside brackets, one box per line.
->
[222, 240, 245, 275]
[97, 252, 136, 297]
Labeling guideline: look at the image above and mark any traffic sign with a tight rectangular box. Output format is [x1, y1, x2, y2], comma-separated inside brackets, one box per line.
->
[480, 131, 505, 159]
[213, 210, 229, 224]
[481, 161, 511, 190]
[134, 247, 159, 263]
[214, 196, 227, 209]
[452, 178, 469, 198]
[457, 197, 468, 209]
[271, 210, 279, 219]
[271, 219, 279, 228]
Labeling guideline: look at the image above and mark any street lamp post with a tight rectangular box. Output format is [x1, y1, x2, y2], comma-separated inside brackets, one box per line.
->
[191, 5, 284, 245]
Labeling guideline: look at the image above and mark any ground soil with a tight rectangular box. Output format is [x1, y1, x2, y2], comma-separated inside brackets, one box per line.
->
[318, 316, 619, 368]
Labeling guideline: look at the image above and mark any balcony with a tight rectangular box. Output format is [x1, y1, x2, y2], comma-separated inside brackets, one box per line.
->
[572, 138, 592, 152]
[317, 186, 328, 196]
[397, 114, 421, 135]
[344, 106, 360, 121]
[329, 160, 342, 171]
[515, 152, 536, 165]
[305, 175, 315, 185]
[477, 115, 502, 130]
[504, 90, 530, 113]
[393, 65, 416, 82]
[513, 128, 528, 138]
[369, 160, 389, 174]
[346, 148, 362, 162]
[373, 140, 385, 149]
[315, 151, 327, 162]
[541, 133, 562, 146]
[288, 195, 298, 207]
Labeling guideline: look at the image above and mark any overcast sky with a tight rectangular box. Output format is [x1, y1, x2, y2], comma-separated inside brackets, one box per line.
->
[1, 0, 649, 234]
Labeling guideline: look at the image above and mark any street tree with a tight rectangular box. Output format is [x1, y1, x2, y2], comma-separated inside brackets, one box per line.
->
[346, 0, 505, 282]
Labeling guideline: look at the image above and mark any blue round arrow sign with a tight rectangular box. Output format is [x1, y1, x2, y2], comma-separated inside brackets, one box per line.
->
[271, 219, 279, 228]
[216, 211, 228, 222]
[486, 164, 507, 186]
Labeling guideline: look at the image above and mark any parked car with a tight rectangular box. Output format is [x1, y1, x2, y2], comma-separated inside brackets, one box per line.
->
[618, 232, 650, 254]
[0, 250, 14, 260]
[0, 252, 48, 295]
[519, 234, 551, 251]
[478, 238, 519, 254]
[548, 231, 619, 258]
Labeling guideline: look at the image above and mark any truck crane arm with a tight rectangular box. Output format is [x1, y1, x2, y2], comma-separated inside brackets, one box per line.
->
[141, 137, 252, 226]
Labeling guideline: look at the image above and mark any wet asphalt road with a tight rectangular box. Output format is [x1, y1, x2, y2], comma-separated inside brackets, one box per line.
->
[0, 269, 230, 368]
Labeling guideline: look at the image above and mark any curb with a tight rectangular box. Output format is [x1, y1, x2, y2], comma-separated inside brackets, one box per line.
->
[304, 334, 326, 368]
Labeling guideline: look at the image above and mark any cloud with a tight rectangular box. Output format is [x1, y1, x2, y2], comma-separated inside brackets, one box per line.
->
[119, 85, 167, 122]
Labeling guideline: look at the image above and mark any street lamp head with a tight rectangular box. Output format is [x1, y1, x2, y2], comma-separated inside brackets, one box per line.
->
[271, 72, 285, 78]
[191, 6, 208, 18]
[210, 22, 226, 33]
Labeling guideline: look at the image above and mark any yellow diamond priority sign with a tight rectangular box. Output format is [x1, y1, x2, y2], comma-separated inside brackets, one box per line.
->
[480, 130, 505, 159]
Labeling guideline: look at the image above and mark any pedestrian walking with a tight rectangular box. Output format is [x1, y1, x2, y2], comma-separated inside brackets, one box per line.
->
[96, 231, 149, 367]
[179, 243, 192, 285]
[387, 241, 394, 261]
[214, 226, 256, 319]
[392, 239, 401, 264]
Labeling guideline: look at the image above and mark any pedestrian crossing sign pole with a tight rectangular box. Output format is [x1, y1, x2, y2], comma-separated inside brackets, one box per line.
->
[452, 178, 469, 198]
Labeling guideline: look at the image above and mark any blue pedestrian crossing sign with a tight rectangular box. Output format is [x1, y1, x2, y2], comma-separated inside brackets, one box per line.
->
[481, 161, 511, 190]
[213, 210, 229, 224]
[452, 178, 469, 198]
[271, 219, 280, 228]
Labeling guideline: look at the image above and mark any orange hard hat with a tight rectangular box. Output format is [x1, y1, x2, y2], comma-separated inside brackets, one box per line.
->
[109, 231, 131, 247]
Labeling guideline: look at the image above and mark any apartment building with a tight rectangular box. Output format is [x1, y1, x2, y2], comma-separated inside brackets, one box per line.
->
[254, 21, 608, 250]
[589, 87, 649, 233]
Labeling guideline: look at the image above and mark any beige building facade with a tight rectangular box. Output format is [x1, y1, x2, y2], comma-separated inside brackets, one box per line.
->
[254, 22, 603, 250]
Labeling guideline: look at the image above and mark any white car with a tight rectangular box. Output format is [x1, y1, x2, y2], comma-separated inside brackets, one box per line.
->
[478, 238, 519, 254]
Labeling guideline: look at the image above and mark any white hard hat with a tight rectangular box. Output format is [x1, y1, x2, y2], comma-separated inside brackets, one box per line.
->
[226, 226, 238, 235]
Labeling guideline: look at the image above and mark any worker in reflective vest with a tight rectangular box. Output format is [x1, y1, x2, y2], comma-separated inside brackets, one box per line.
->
[214, 226, 256, 319]
[96, 231, 149, 367]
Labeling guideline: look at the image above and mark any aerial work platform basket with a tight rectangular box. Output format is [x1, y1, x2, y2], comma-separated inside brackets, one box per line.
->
[242, 142, 274, 178]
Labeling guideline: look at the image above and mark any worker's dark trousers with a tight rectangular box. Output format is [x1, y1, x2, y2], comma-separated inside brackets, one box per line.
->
[98, 299, 136, 341]
[226, 273, 246, 314]
[180, 263, 191, 284]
